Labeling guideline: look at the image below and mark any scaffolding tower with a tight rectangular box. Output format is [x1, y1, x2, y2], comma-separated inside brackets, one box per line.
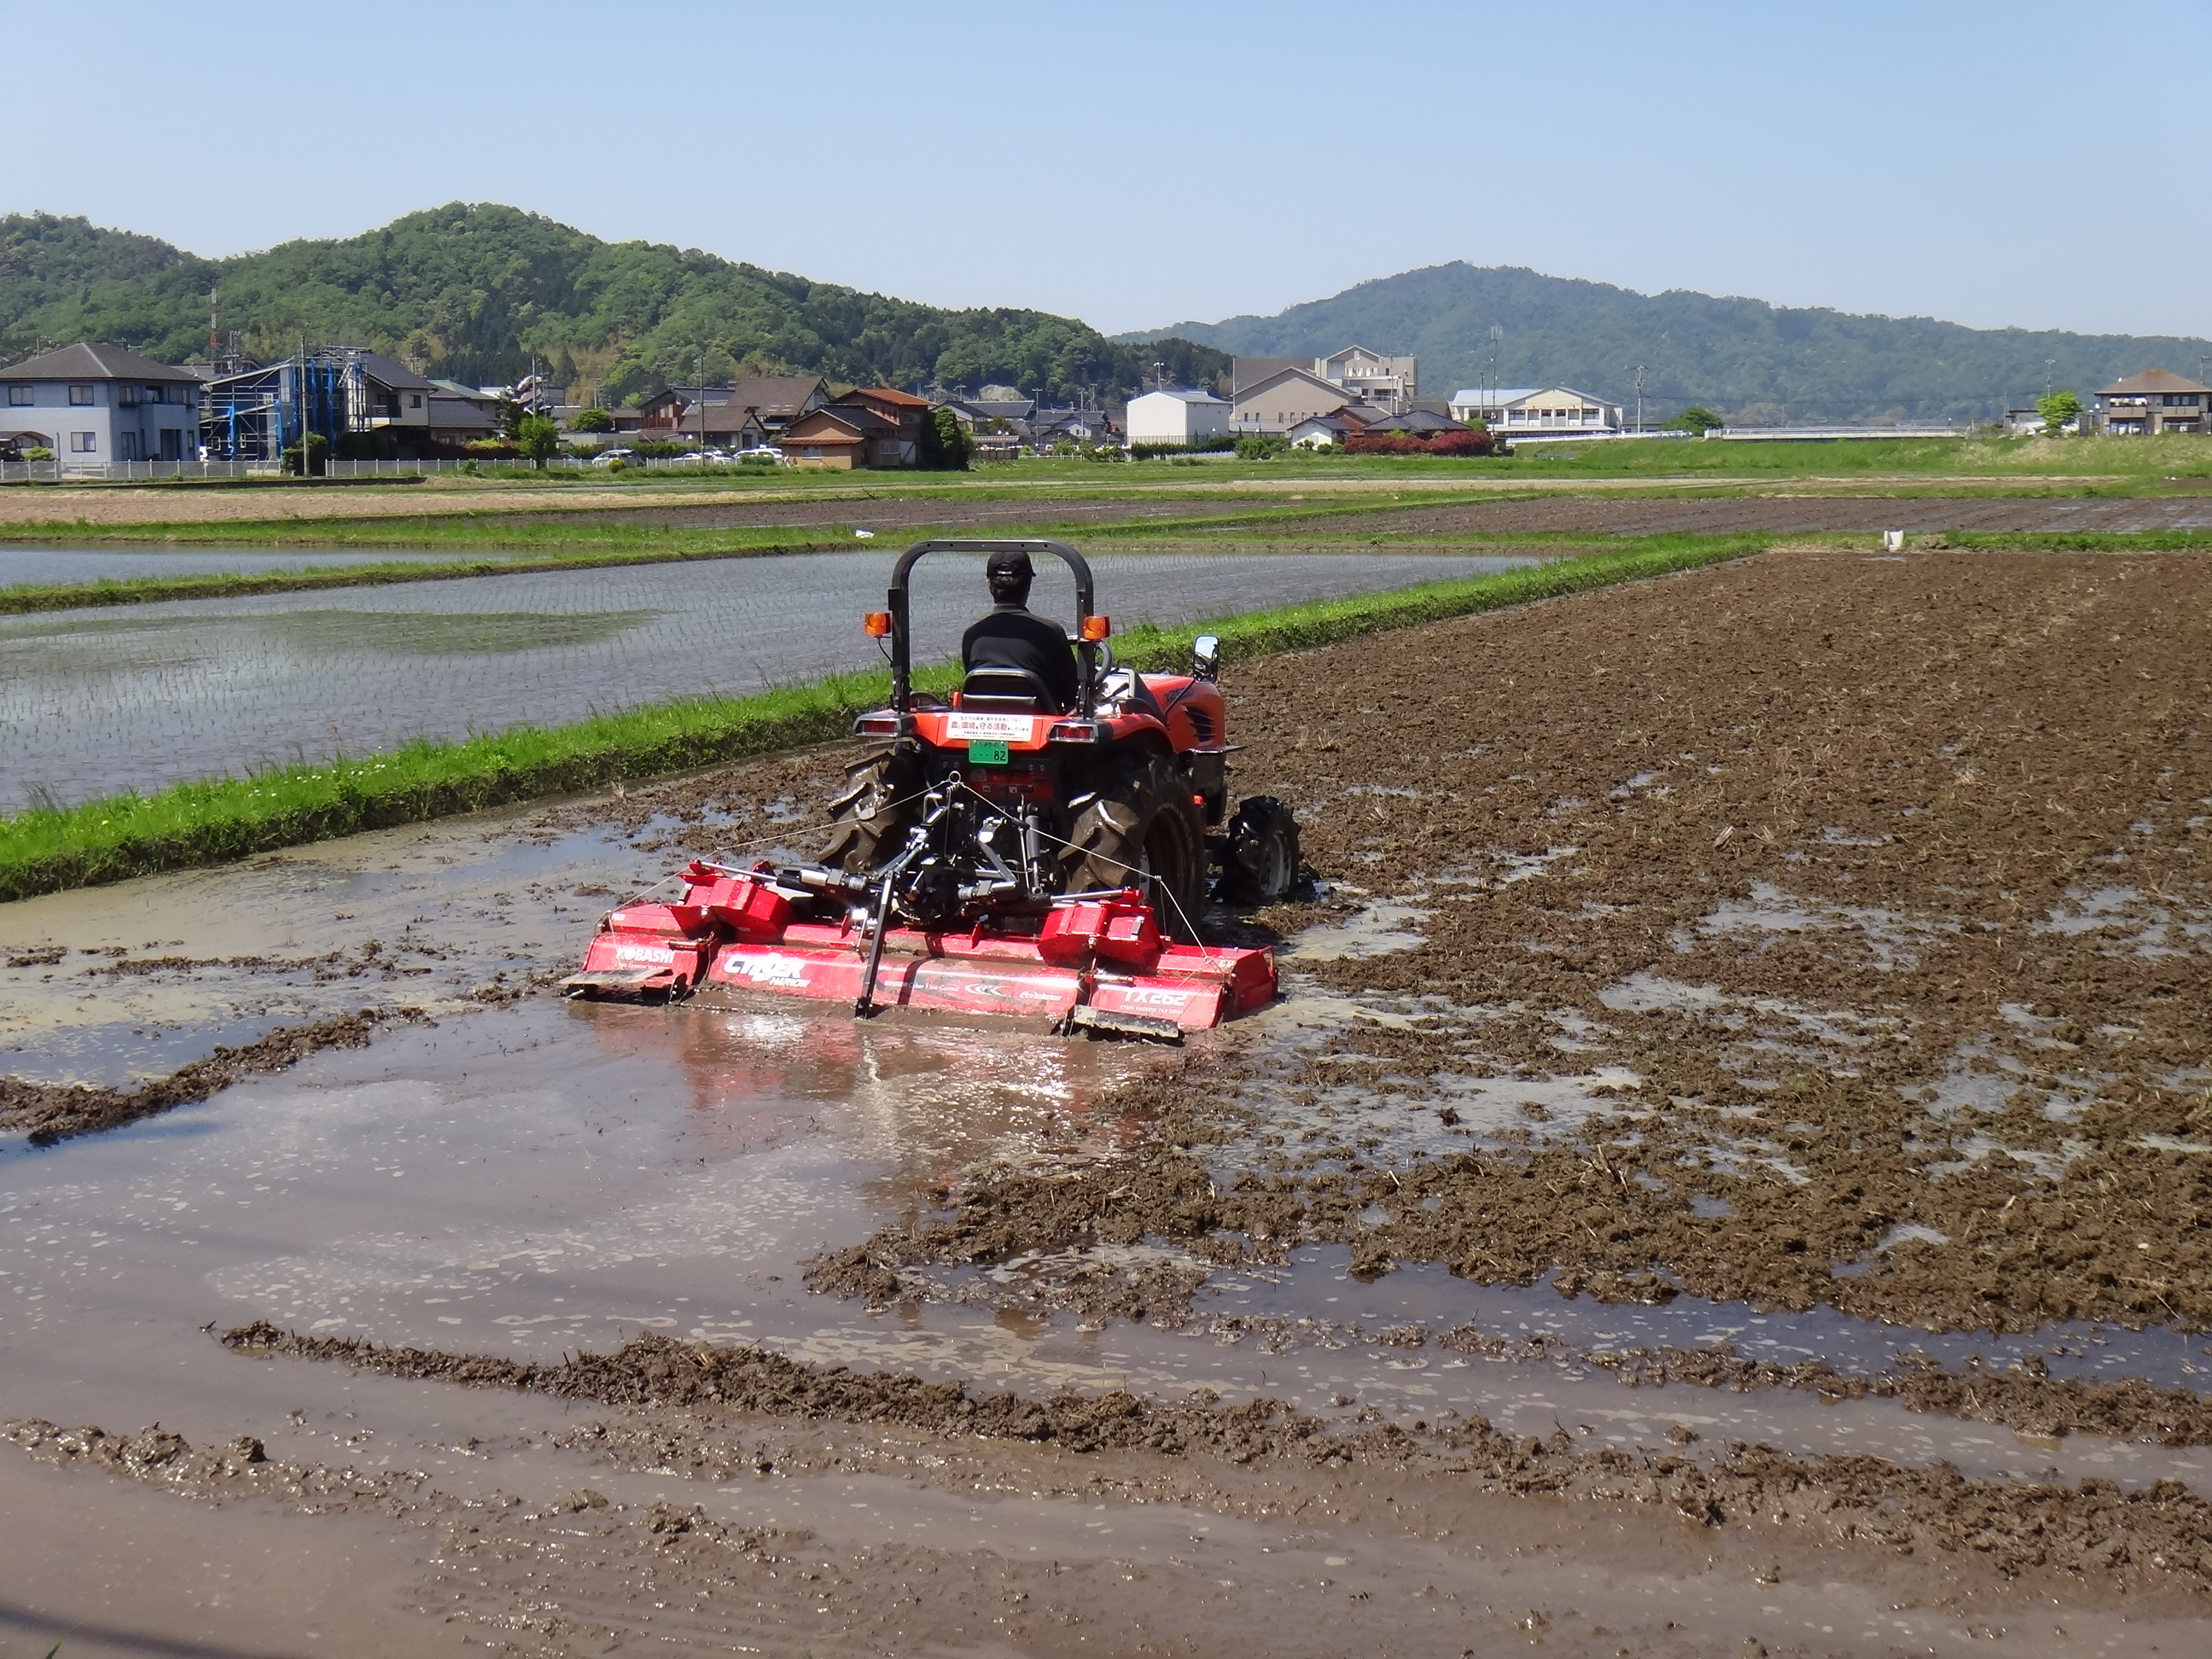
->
[199, 347, 372, 462]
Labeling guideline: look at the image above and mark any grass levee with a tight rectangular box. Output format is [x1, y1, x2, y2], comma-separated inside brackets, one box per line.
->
[0, 535, 1762, 901]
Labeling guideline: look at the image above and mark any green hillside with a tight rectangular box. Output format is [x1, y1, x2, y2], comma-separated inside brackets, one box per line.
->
[1123, 263, 2212, 422]
[0, 205, 1225, 405]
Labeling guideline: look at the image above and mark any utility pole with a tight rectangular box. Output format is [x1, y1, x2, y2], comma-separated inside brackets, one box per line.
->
[698, 350, 708, 455]
[2046, 358, 2056, 399]
[1488, 323, 1503, 427]
[1633, 364, 1646, 436]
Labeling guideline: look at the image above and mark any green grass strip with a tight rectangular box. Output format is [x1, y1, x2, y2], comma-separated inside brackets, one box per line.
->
[0, 535, 1761, 902]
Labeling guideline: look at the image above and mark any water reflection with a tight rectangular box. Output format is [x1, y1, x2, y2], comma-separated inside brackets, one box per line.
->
[574, 998, 1154, 1225]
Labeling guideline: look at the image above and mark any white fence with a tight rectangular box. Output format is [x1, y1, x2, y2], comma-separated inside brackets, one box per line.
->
[1717, 423, 1969, 442]
[325, 458, 471, 476]
[0, 457, 285, 484]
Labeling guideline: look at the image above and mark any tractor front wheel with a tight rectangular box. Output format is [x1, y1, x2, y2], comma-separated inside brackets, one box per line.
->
[1220, 795, 1300, 905]
[1064, 756, 1208, 942]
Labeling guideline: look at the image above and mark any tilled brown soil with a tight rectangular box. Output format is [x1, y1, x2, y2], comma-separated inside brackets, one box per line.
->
[1287, 493, 2212, 538]
[812, 549, 2210, 1342]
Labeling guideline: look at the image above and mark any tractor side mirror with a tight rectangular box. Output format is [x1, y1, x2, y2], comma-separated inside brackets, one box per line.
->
[1192, 634, 1221, 681]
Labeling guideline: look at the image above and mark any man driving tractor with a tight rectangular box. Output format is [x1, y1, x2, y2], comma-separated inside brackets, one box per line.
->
[959, 547, 1079, 713]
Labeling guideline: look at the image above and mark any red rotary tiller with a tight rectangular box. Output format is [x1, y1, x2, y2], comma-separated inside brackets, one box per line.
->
[565, 538, 1297, 1039]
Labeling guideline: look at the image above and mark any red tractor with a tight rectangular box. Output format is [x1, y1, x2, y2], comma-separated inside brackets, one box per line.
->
[567, 539, 1297, 1038]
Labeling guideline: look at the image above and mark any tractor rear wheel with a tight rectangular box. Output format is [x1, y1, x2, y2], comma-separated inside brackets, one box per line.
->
[823, 744, 920, 875]
[1063, 755, 1208, 941]
[1220, 795, 1300, 905]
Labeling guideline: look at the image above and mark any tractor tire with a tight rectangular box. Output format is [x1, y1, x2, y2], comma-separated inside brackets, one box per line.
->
[822, 744, 921, 876]
[1220, 795, 1300, 905]
[1063, 754, 1208, 942]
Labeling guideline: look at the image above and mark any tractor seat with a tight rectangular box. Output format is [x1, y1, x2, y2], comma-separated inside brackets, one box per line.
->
[958, 665, 1062, 713]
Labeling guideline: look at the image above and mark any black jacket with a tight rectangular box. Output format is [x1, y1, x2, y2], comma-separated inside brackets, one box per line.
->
[960, 604, 1079, 711]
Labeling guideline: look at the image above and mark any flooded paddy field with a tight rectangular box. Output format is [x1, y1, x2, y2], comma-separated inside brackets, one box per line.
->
[3, 546, 2209, 1652]
[0, 546, 1529, 811]
[0, 543, 536, 587]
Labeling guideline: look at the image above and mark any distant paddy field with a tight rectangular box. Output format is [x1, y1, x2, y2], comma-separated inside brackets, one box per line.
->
[0, 547, 1537, 810]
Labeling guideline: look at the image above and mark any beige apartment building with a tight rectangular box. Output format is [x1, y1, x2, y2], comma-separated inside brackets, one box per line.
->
[2096, 367, 2209, 435]
[1231, 365, 1361, 432]
[1231, 345, 1417, 418]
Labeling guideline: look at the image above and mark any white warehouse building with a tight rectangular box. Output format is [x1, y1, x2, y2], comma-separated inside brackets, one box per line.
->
[0, 343, 204, 468]
[1123, 387, 1231, 447]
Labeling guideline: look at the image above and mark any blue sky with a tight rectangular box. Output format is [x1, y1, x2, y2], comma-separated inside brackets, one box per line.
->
[5, 2, 2204, 339]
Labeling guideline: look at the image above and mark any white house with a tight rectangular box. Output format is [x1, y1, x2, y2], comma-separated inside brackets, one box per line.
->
[1288, 410, 1355, 448]
[1124, 388, 1231, 447]
[0, 342, 203, 468]
[1448, 385, 1622, 439]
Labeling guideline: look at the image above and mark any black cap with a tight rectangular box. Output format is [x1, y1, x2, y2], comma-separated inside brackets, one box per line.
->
[985, 547, 1034, 579]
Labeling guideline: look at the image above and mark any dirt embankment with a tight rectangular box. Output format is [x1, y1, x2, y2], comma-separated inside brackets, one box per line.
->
[812, 550, 2209, 1339]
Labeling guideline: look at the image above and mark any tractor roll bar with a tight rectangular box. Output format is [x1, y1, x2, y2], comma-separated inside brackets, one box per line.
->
[887, 538, 1099, 718]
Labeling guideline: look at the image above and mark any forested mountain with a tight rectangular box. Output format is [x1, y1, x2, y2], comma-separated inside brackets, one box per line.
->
[1124, 263, 2212, 422]
[0, 205, 1225, 405]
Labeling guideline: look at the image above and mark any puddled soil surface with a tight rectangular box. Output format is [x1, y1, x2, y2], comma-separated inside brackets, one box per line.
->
[211, 1318, 2212, 1586]
[8, 543, 2212, 1653]
[0, 1009, 398, 1143]
[0, 1318, 2202, 1657]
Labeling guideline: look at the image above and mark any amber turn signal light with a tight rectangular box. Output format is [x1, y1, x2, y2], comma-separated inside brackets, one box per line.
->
[1079, 614, 1112, 642]
[863, 610, 893, 637]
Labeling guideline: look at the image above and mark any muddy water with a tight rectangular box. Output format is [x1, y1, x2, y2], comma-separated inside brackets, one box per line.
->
[0, 806, 672, 1086]
[3, 814, 2205, 1481]
[4, 966, 2205, 1499]
[0, 547, 1534, 810]
[6, 840, 2211, 1650]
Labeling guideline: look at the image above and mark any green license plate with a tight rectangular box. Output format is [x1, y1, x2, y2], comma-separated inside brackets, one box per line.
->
[967, 739, 1010, 765]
